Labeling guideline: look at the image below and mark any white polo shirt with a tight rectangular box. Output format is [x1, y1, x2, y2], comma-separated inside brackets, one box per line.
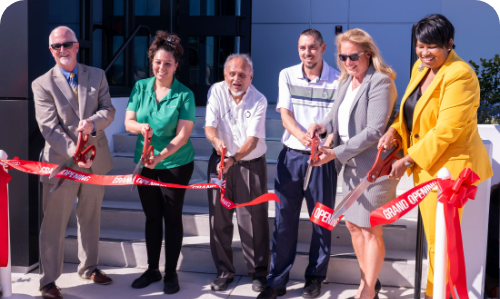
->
[205, 81, 267, 160]
[277, 60, 340, 150]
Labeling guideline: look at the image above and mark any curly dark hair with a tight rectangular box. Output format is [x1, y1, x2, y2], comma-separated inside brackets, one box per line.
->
[148, 30, 183, 63]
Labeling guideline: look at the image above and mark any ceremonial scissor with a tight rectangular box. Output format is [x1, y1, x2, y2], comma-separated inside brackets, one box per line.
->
[49, 132, 96, 192]
[218, 146, 226, 180]
[303, 134, 319, 191]
[131, 127, 154, 191]
[330, 138, 402, 221]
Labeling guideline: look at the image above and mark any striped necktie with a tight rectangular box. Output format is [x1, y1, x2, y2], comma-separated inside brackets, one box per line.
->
[69, 72, 78, 103]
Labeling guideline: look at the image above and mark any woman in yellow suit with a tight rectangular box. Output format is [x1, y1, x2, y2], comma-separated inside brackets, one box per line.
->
[379, 14, 493, 299]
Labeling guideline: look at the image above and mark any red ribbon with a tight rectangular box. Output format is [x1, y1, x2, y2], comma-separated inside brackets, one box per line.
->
[0, 159, 279, 210]
[437, 168, 479, 299]
[370, 168, 480, 299]
[0, 166, 11, 267]
[370, 179, 438, 227]
[310, 202, 343, 231]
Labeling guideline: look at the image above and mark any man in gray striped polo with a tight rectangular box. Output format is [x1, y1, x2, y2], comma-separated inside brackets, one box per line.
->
[258, 29, 339, 299]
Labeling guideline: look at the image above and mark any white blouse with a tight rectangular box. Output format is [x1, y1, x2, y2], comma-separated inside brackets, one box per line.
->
[337, 80, 360, 143]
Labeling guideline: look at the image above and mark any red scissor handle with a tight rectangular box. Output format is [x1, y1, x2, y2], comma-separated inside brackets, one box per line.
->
[366, 138, 401, 183]
[73, 132, 96, 163]
[218, 146, 226, 180]
[310, 133, 319, 163]
[141, 127, 154, 165]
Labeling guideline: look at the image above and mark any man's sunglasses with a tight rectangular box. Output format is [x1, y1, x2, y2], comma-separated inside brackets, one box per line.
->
[339, 51, 366, 62]
[50, 41, 78, 51]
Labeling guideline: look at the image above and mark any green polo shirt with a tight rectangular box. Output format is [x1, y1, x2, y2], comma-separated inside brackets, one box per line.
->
[126, 77, 196, 169]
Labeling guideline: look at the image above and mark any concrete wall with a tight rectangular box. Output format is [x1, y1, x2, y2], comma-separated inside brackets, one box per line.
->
[251, 0, 500, 104]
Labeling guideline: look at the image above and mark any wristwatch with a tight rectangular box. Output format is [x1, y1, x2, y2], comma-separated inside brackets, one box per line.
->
[403, 157, 414, 168]
[229, 155, 237, 164]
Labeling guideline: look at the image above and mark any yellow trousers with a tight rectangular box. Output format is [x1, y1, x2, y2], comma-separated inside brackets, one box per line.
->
[419, 190, 464, 297]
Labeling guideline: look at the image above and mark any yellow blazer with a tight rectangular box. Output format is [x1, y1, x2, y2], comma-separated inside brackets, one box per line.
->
[391, 50, 493, 184]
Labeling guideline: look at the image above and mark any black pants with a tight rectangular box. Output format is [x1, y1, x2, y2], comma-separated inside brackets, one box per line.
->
[137, 162, 194, 273]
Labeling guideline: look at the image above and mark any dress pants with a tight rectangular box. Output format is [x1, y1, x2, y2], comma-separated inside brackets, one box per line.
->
[137, 162, 194, 273]
[207, 151, 269, 279]
[39, 179, 105, 288]
[267, 147, 336, 289]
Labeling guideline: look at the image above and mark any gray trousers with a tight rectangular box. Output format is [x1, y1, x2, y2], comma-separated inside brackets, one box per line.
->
[39, 181, 105, 288]
[207, 151, 270, 279]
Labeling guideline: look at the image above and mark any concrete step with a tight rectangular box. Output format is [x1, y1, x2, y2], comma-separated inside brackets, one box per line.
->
[63, 227, 427, 288]
[113, 131, 284, 160]
[68, 202, 417, 251]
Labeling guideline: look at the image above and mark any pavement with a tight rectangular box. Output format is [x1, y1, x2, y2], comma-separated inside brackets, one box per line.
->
[9, 263, 425, 299]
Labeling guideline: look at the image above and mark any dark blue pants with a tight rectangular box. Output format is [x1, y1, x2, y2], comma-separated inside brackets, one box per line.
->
[267, 147, 337, 289]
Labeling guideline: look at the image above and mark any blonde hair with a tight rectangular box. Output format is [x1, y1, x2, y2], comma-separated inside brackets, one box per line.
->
[335, 28, 396, 81]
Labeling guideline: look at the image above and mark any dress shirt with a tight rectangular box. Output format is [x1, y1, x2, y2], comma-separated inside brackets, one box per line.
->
[205, 81, 267, 160]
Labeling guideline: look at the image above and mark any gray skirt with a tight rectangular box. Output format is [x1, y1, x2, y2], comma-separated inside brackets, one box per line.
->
[340, 165, 399, 228]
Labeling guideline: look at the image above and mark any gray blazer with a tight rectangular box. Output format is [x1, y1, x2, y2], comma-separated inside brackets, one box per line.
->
[32, 64, 116, 185]
[322, 64, 398, 175]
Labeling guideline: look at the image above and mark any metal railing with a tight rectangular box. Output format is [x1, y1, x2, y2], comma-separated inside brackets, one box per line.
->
[104, 24, 152, 74]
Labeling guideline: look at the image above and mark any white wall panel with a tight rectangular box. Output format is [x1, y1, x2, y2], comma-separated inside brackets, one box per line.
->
[442, 0, 500, 66]
[349, 0, 441, 23]
[252, 0, 310, 24]
[312, 24, 348, 72]
[311, 0, 349, 23]
[349, 23, 413, 105]
[251, 24, 309, 103]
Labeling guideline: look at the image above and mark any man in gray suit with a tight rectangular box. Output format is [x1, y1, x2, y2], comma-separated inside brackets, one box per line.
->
[33, 26, 115, 299]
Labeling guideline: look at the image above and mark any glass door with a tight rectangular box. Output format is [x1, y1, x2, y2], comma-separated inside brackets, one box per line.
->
[177, 0, 251, 106]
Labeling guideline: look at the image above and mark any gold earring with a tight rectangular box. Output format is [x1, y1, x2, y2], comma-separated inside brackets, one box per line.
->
[418, 64, 424, 72]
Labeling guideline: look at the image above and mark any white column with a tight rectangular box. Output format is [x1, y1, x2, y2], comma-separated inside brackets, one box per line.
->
[433, 167, 451, 299]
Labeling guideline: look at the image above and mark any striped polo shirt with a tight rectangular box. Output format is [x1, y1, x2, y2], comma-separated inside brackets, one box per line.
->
[276, 60, 340, 150]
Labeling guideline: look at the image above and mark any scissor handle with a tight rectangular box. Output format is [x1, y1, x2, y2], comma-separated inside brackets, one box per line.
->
[218, 147, 226, 180]
[78, 145, 96, 163]
[366, 138, 401, 183]
[310, 133, 319, 163]
[142, 145, 155, 165]
[74, 132, 88, 154]
[73, 132, 93, 162]
[142, 127, 152, 155]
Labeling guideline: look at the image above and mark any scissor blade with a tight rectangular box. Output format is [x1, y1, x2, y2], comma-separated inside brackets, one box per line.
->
[50, 160, 75, 192]
[49, 157, 73, 179]
[331, 178, 371, 220]
[303, 163, 313, 191]
[131, 158, 144, 191]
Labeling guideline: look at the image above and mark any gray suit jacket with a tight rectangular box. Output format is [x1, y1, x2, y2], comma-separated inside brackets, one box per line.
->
[322, 64, 398, 175]
[32, 64, 115, 185]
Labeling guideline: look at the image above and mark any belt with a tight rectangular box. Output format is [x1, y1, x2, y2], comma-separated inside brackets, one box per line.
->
[212, 149, 264, 164]
[283, 145, 310, 155]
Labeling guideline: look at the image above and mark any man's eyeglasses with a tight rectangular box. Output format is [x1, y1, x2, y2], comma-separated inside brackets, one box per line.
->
[50, 42, 78, 51]
[339, 51, 366, 62]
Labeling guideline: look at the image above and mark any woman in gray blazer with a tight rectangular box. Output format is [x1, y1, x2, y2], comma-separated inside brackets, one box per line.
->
[308, 29, 398, 299]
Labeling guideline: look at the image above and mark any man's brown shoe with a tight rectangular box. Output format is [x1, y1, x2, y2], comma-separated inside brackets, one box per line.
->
[83, 268, 113, 285]
[40, 282, 62, 299]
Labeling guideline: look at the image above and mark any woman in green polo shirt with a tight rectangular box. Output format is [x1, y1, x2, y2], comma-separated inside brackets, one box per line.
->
[124, 31, 195, 294]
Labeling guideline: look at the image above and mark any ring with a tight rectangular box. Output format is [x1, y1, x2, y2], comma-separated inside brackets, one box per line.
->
[396, 178, 400, 180]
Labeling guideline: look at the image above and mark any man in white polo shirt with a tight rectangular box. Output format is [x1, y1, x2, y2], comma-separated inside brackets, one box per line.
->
[205, 54, 269, 294]
[257, 29, 339, 299]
